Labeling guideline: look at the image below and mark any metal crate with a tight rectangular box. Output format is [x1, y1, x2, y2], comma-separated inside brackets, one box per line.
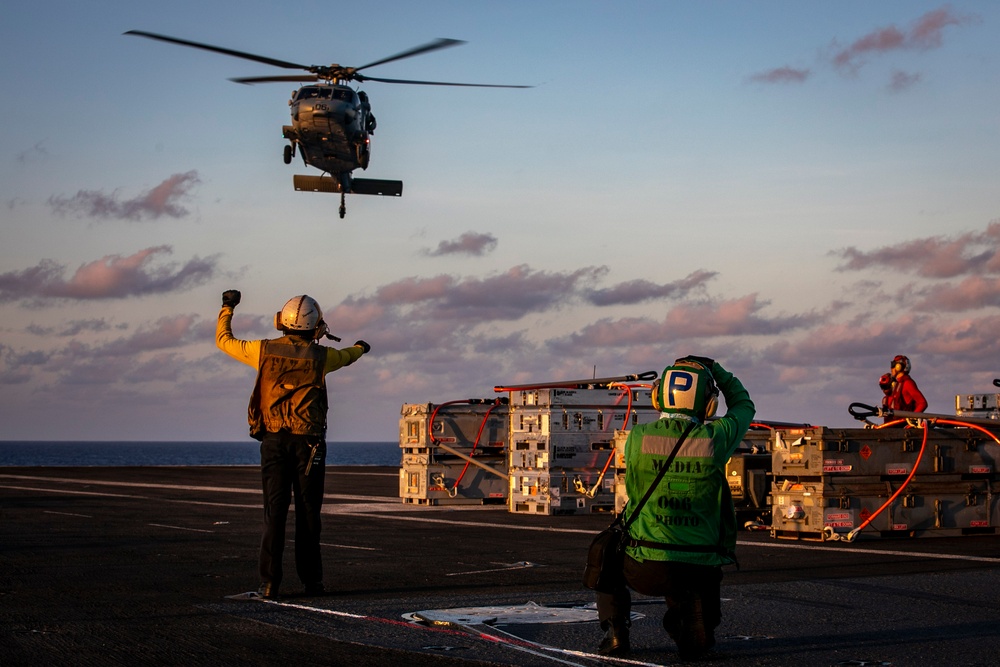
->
[400, 461, 508, 506]
[771, 426, 998, 479]
[508, 387, 654, 408]
[510, 406, 660, 439]
[509, 432, 619, 471]
[508, 469, 616, 515]
[770, 477, 998, 540]
[399, 402, 508, 456]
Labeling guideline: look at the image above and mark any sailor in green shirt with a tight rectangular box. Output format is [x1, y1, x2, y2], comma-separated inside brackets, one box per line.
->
[597, 356, 755, 660]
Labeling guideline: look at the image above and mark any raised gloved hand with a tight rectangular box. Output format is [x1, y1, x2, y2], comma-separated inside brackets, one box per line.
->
[222, 290, 241, 308]
[681, 355, 715, 371]
[354, 340, 371, 354]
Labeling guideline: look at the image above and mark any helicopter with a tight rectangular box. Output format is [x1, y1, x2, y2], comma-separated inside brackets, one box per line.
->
[125, 31, 530, 218]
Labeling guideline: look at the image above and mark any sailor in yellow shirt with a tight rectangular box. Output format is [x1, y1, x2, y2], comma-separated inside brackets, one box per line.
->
[216, 290, 369, 600]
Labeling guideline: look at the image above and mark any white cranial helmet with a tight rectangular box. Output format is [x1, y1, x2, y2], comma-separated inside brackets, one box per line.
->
[275, 295, 324, 333]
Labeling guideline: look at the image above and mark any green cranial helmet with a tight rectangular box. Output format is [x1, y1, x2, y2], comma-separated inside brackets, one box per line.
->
[652, 358, 719, 419]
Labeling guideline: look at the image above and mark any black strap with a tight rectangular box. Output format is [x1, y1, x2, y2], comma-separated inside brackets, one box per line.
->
[619, 421, 697, 532]
[627, 538, 727, 555]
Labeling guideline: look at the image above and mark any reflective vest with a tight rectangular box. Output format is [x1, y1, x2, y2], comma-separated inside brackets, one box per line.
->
[248, 337, 328, 439]
[623, 419, 738, 566]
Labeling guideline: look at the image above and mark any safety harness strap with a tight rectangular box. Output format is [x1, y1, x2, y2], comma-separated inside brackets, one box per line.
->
[626, 537, 730, 556]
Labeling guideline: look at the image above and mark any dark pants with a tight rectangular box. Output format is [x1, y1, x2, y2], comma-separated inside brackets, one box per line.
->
[597, 555, 723, 650]
[259, 431, 326, 591]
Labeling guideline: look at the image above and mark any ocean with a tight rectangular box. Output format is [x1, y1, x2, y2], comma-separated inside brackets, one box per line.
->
[0, 441, 400, 467]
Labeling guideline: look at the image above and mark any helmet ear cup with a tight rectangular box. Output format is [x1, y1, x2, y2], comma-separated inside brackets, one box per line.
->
[274, 312, 283, 331]
[704, 395, 718, 419]
[650, 379, 661, 411]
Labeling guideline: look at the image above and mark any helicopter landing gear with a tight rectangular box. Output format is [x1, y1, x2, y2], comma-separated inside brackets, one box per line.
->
[283, 144, 294, 164]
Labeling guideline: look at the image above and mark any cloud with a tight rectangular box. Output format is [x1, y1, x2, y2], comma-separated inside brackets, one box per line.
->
[831, 222, 1000, 278]
[370, 264, 609, 322]
[550, 293, 828, 352]
[0, 246, 220, 303]
[747, 67, 811, 84]
[584, 270, 716, 306]
[912, 276, 1000, 312]
[887, 69, 921, 92]
[16, 140, 49, 165]
[423, 231, 498, 257]
[48, 171, 201, 221]
[831, 6, 975, 73]
[25, 319, 128, 337]
[93, 315, 200, 357]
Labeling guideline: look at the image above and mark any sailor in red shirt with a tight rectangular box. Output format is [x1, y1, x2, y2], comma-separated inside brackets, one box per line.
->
[889, 355, 928, 413]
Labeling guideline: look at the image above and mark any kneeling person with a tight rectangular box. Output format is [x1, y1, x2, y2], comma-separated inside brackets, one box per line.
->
[596, 356, 754, 660]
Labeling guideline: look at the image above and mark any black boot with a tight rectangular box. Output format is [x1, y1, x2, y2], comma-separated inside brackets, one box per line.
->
[598, 620, 630, 656]
[664, 596, 710, 661]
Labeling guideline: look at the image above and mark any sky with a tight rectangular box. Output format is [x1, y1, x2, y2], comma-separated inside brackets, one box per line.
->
[2, 1, 999, 441]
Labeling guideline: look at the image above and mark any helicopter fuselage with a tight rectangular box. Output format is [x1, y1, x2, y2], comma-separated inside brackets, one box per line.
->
[282, 83, 375, 176]
[124, 30, 525, 218]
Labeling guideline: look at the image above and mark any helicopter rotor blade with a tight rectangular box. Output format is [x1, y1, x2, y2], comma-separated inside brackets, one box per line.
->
[354, 38, 465, 73]
[356, 74, 532, 89]
[125, 30, 311, 71]
[230, 75, 321, 85]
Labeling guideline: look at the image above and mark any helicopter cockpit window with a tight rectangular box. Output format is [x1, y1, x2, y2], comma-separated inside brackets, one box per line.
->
[296, 87, 332, 101]
[331, 88, 352, 101]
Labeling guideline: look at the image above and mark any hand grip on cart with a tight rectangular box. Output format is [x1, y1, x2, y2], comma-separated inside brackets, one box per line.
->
[848, 402, 881, 422]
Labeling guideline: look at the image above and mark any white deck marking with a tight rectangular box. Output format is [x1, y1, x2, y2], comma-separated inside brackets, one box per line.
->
[43, 510, 93, 518]
[318, 542, 379, 551]
[736, 538, 1000, 563]
[0, 473, 397, 503]
[148, 523, 214, 533]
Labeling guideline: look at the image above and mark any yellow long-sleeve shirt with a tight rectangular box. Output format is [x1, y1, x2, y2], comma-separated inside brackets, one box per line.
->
[215, 306, 364, 373]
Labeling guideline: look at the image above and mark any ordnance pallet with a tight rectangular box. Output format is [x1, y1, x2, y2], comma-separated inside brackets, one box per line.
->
[509, 432, 619, 471]
[400, 461, 507, 506]
[770, 477, 999, 540]
[399, 402, 508, 450]
[508, 468, 616, 515]
[771, 426, 998, 479]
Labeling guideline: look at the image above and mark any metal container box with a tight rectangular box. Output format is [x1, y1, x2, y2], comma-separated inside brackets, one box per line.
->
[399, 402, 507, 457]
[955, 393, 1000, 420]
[510, 405, 660, 438]
[770, 477, 998, 540]
[508, 387, 654, 408]
[400, 461, 508, 506]
[508, 469, 616, 515]
[771, 426, 997, 479]
[509, 432, 618, 471]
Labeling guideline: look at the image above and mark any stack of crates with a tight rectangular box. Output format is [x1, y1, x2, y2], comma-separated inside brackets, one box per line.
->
[769, 426, 1000, 540]
[398, 401, 509, 505]
[506, 387, 660, 515]
[613, 427, 772, 521]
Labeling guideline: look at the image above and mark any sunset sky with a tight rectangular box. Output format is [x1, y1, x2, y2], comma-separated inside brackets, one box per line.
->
[2, 1, 999, 441]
